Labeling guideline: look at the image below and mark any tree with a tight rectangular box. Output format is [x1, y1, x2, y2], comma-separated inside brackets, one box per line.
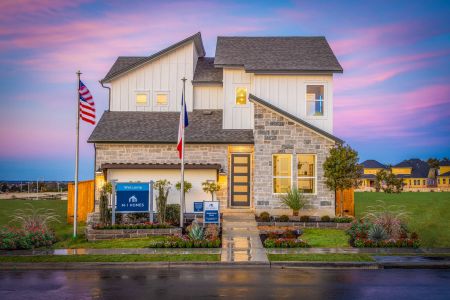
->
[153, 180, 171, 224]
[175, 181, 192, 195]
[427, 158, 440, 169]
[374, 169, 387, 192]
[323, 144, 363, 216]
[202, 181, 221, 201]
[383, 173, 403, 193]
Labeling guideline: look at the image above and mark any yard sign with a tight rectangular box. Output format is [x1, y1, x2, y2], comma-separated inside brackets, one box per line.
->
[203, 201, 220, 225]
[112, 181, 154, 224]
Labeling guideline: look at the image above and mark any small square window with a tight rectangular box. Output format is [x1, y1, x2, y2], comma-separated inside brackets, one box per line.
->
[235, 87, 247, 105]
[156, 93, 168, 105]
[306, 85, 324, 116]
[136, 93, 148, 105]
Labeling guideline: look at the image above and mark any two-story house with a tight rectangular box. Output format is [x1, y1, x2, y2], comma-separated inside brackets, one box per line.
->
[437, 159, 450, 190]
[88, 32, 343, 217]
[358, 160, 387, 190]
[391, 159, 433, 190]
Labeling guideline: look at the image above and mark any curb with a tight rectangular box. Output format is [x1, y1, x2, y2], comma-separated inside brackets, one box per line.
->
[271, 261, 379, 269]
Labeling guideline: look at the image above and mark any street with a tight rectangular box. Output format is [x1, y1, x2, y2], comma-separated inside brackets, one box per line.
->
[0, 267, 449, 299]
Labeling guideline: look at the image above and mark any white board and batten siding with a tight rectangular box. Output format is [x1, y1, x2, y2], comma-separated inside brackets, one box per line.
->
[110, 42, 196, 112]
[253, 74, 334, 133]
[107, 169, 216, 213]
[193, 86, 223, 109]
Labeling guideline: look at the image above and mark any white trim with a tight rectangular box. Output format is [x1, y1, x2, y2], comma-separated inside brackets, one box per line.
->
[272, 153, 293, 195]
[154, 91, 170, 107]
[135, 90, 150, 106]
[296, 153, 317, 195]
[304, 82, 328, 119]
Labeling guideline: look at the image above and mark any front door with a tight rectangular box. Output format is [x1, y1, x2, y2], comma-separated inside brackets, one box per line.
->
[230, 154, 251, 207]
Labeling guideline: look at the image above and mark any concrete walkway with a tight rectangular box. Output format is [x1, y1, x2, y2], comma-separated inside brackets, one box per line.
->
[221, 212, 268, 262]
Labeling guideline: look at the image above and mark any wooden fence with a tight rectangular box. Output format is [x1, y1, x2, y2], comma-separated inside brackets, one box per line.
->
[67, 180, 95, 224]
[335, 188, 354, 217]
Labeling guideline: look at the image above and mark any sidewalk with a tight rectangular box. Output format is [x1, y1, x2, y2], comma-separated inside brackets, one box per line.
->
[221, 212, 268, 262]
[267, 247, 450, 255]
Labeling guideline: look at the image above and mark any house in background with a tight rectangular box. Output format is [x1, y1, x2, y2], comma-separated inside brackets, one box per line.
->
[437, 159, 450, 190]
[88, 32, 344, 217]
[358, 160, 387, 190]
[391, 159, 433, 190]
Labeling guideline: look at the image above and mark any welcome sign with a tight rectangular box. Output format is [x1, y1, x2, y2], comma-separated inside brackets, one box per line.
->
[116, 183, 150, 212]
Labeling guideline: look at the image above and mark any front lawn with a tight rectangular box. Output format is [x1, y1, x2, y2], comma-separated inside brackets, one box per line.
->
[355, 192, 450, 248]
[53, 236, 168, 249]
[0, 254, 220, 263]
[268, 254, 374, 262]
[302, 228, 350, 248]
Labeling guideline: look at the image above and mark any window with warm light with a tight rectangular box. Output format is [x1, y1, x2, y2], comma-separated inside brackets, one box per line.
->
[156, 93, 168, 105]
[297, 154, 316, 194]
[273, 154, 292, 193]
[306, 85, 324, 116]
[235, 87, 247, 105]
[136, 93, 148, 105]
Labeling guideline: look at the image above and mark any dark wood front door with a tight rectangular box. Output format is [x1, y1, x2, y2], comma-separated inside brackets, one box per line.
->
[230, 154, 251, 207]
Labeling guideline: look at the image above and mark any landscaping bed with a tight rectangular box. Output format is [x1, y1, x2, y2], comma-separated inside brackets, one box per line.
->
[86, 223, 181, 241]
[255, 212, 353, 229]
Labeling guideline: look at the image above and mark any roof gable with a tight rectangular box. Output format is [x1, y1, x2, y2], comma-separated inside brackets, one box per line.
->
[361, 160, 386, 169]
[101, 32, 205, 83]
[248, 94, 343, 144]
[214, 36, 343, 73]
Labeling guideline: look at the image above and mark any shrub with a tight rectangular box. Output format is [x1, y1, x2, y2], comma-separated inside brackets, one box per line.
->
[321, 215, 331, 222]
[300, 215, 310, 222]
[368, 224, 388, 242]
[10, 204, 60, 232]
[165, 204, 180, 226]
[204, 224, 219, 240]
[278, 215, 290, 222]
[410, 232, 419, 240]
[259, 212, 271, 222]
[363, 200, 409, 239]
[263, 237, 309, 248]
[334, 217, 353, 223]
[282, 229, 296, 238]
[93, 223, 171, 230]
[279, 188, 307, 216]
[0, 227, 56, 250]
[188, 221, 204, 241]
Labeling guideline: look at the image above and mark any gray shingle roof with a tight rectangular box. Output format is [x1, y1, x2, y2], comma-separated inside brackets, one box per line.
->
[101, 32, 205, 83]
[193, 57, 222, 84]
[248, 94, 343, 144]
[439, 171, 450, 177]
[361, 160, 386, 169]
[88, 110, 254, 144]
[394, 159, 430, 178]
[214, 36, 343, 73]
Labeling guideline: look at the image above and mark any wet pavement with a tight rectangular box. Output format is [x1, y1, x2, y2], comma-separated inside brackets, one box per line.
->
[0, 268, 449, 299]
[221, 212, 268, 262]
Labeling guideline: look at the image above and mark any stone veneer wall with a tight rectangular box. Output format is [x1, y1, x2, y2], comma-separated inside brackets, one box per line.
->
[95, 144, 229, 210]
[253, 103, 336, 216]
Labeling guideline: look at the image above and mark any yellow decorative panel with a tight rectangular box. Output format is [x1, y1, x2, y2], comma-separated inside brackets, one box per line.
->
[363, 168, 381, 175]
[391, 167, 412, 175]
[440, 166, 450, 174]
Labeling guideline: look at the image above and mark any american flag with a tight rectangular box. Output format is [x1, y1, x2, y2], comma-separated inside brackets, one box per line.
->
[78, 81, 95, 125]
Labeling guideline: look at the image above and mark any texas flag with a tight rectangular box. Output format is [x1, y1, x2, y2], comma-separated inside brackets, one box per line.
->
[177, 94, 189, 159]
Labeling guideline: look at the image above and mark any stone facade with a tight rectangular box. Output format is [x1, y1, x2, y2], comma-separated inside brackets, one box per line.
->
[253, 103, 336, 216]
[95, 143, 229, 210]
[86, 227, 182, 241]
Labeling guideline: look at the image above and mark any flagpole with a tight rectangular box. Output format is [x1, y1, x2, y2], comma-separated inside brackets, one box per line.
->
[180, 77, 187, 229]
[74, 70, 81, 238]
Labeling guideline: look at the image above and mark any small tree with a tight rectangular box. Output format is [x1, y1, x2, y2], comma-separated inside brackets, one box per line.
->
[374, 169, 387, 192]
[99, 182, 112, 225]
[383, 173, 403, 193]
[175, 181, 192, 195]
[323, 144, 363, 216]
[202, 181, 221, 201]
[279, 188, 307, 216]
[154, 179, 171, 224]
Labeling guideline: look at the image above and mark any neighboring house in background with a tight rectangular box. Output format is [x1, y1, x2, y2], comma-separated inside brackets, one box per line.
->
[88, 32, 344, 217]
[391, 159, 434, 190]
[358, 160, 386, 190]
[437, 159, 450, 190]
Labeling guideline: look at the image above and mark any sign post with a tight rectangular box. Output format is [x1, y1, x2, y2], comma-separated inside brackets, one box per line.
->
[149, 181, 154, 223]
[203, 201, 220, 226]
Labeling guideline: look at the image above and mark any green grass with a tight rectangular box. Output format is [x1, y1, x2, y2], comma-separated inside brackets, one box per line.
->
[53, 236, 168, 249]
[268, 254, 374, 262]
[355, 192, 450, 248]
[0, 199, 84, 241]
[0, 254, 220, 263]
[302, 228, 350, 248]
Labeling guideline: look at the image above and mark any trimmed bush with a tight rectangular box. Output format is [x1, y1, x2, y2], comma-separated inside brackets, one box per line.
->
[278, 215, 290, 222]
[300, 215, 310, 222]
[259, 212, 271, 222]
[165, 204, 180, 226]
[0, 227, 56, 250]
[321, 215, 331, 222]
[93, 223, 171, 230]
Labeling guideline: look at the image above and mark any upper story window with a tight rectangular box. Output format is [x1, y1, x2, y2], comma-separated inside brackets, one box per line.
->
[235, 87, 247, 105]
[156, 93, 168, 105]
[306, 85, 324, 116]
[136, 93, 148, 105]
[273, 154, 292, 193]
[297, 154, 316, 194]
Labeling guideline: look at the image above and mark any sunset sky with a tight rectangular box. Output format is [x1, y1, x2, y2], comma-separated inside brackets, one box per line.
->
[1, 0, 449, 180]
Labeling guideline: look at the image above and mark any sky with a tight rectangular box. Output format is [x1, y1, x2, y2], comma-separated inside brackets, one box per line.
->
[0, 0, 449, 180]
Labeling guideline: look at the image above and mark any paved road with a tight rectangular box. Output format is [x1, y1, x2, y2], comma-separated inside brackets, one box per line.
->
[0, 268, 449, 299]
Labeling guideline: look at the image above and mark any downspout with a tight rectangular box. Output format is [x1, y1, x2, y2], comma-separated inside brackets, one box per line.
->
[100, 81, 111, 111]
